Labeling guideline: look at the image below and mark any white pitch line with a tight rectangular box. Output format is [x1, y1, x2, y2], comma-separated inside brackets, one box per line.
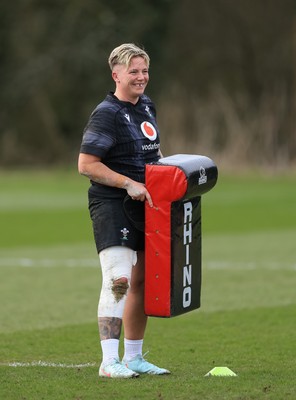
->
[0, 360, 97, 368]
[0, 258, 295, 270]
[204, 261, 296, 271]
[0, 258, 98, 268]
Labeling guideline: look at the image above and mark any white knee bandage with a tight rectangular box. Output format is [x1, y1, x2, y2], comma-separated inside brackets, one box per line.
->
[98, 246, 137, 318]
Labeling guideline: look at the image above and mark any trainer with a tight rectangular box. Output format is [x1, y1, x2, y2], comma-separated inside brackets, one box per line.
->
[78, 43, 170, 378]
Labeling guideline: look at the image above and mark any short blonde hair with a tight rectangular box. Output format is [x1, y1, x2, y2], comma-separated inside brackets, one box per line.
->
[108, 43, 150, 70]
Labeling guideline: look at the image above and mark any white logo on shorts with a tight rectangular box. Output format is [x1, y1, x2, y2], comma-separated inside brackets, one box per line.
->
[121, 228, 129, 241]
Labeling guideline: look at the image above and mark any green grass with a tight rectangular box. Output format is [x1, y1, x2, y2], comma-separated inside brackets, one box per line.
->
[0, 168, 296, 399]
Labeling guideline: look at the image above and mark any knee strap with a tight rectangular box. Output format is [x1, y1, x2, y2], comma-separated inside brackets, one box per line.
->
[98, 246, 137, 318]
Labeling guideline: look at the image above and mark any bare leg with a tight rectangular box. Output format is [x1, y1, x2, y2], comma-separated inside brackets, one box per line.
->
[123, 251, 147, 340]
[98, 316, 122, 340]
[98, 276, 129, 364]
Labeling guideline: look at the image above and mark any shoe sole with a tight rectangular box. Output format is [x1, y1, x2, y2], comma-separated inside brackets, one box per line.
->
[99, 369, 139, 379]
[124, 361, 170, 375]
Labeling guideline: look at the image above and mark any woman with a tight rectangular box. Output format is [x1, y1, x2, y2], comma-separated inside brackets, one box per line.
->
[78, 43, 170, 378]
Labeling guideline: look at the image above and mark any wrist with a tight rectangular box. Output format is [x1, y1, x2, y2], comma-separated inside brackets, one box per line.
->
[122, 178, 132, 190]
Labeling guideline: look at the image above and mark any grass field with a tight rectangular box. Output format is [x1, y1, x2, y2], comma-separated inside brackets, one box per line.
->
[0, 167, 295, 400]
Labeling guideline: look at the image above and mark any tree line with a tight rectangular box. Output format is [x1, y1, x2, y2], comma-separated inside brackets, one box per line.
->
[1, 0, 296, 168]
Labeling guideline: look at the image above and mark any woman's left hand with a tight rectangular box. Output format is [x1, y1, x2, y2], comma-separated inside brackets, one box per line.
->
[125, 180, 153, 207]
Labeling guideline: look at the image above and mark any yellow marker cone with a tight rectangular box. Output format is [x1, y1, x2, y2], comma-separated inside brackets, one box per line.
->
[205, 367, 237, 377]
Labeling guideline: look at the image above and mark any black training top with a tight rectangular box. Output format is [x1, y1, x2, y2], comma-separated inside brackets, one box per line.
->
[80, 92, 161, 198]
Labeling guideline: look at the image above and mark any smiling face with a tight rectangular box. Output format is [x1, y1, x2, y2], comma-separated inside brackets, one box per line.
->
[112, 56, 149, 104]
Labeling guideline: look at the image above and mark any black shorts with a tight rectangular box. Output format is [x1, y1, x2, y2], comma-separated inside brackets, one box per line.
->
[88, 196, 145, 253]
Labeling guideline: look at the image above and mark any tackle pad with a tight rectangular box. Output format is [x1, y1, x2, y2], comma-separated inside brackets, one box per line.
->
[144, 154, 218, 317]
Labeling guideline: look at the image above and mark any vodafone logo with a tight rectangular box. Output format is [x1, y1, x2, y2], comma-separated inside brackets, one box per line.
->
[140, 121, 157, 141]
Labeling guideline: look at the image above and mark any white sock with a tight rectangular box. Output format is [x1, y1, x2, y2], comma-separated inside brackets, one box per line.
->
[101, 339, 119, 364]
[123, 338, 143, 361]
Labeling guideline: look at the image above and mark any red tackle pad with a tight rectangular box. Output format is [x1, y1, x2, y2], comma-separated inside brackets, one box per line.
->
[144, 154, 218, 317]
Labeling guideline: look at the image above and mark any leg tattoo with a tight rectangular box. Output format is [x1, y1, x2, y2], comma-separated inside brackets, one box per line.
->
[98, 317, 122, 340]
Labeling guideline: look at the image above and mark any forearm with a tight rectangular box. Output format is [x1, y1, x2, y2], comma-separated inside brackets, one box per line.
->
[79, 157, 131, 190]
[78, 153, 153, 206]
